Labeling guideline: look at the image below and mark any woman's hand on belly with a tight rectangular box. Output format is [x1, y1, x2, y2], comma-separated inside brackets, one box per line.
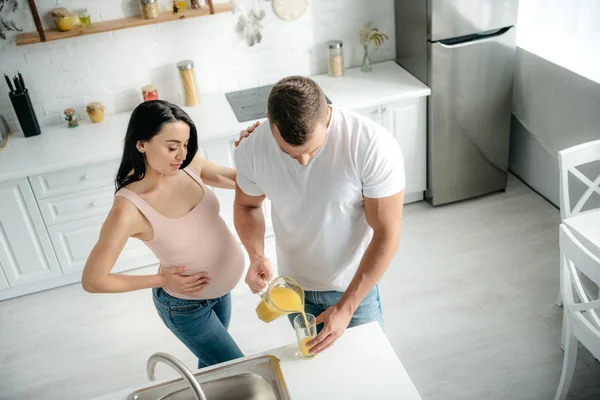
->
[159, 266, 210, 294]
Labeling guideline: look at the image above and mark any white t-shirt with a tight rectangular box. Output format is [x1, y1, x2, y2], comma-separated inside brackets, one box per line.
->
[234, 107, 405, 292]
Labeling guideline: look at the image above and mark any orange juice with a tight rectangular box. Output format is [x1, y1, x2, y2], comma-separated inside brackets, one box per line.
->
[298, 337, 314, 358]
[256, 277, 306, 323]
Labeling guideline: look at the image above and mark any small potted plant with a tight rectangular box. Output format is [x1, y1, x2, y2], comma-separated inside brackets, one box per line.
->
[359, 21, 388, 72]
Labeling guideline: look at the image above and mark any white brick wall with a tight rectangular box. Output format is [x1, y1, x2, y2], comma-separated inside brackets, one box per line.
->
[0, 0, 395, 133]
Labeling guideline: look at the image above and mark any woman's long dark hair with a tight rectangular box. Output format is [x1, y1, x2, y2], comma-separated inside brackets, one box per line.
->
[115, 100, 198, 193]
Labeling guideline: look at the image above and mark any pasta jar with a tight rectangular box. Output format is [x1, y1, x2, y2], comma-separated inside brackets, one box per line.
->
[50, 8, 73, 32]
[86, 102, 105, 123]
[139, 0, 159, 19]
[142, 85, 159, 102]
[177, 60, 200, 106]
[327, 40, 344, 77]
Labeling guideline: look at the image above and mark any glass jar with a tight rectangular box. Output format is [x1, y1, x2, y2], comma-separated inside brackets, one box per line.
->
[50, 8, 73, 32]
[77, 9, 91, 27]
[327, 40, 344, 77]
[142, 84, 159, 102]
[86, 102, 105, 123]
[64, 108, 80, 128]
[139, 0, 159, 19]
[177, 60, 200, 106]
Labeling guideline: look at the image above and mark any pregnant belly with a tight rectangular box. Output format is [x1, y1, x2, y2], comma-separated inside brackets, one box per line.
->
[160, 237, 245, 300]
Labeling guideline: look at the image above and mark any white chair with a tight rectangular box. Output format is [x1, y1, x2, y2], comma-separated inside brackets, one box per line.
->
[554, 224, 600, 400]
[555, 140, 600, 350]
[559, 139, 600, 222]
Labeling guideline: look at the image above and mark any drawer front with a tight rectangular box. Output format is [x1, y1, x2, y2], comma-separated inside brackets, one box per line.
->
[30, 159, 120, 199]
[47, 216, 157, 275]
[38, 185, 115, 226]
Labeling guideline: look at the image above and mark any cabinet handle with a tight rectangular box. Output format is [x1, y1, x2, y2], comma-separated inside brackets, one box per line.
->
[91, 200, 98, 207]
[82, 174, 90, 180]
[381, 107, 387, 113]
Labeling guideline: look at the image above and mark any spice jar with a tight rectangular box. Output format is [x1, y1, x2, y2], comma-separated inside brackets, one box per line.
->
[64, 108, 79, 128]
[77, 9, 91, 27]
[86, 102, 105, 123]
[139, 0, 159, 19]
[142, 85, 159, 102]
[177, 60, 200, 106]
[50, 8, 73, 32]
[327, 40, 344, 77]
[175, 0, 186, 12]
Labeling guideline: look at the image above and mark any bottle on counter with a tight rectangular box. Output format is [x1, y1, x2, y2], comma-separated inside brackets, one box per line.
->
[177, 60, 200, 106]
[139, 0, 160, 19]
[327, 40, 345, 77]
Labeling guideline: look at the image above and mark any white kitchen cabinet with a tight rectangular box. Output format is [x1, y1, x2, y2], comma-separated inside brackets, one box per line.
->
[47, 215, 157, 275]
[37, 185, 114, 226]
[381, 98, 427, 197]
[0, 265, 9, 289]
[353, 97, 427, 203]
[29, 159, 121, 199]
[0, 179, 62, 287]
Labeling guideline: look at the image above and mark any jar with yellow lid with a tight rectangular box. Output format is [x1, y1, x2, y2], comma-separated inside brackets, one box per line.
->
[50, 8, 73, 32]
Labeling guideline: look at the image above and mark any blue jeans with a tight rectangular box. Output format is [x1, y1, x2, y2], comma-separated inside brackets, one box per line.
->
[287, 284, 384, 333]
[152, 288, 244, 369]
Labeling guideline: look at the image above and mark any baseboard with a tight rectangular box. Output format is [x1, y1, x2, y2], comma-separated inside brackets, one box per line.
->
[509, 115, 560, 208]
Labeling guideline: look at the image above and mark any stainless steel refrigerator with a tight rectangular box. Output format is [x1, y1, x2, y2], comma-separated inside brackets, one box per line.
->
[395, 0, 519, 206]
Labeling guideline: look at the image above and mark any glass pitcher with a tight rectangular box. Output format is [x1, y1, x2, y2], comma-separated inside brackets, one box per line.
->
[255, 276, 305, 323]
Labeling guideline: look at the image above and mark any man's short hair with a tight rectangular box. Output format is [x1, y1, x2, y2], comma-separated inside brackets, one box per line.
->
[267, 76, 327, 146]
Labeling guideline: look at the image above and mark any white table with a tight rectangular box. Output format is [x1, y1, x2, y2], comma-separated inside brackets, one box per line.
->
[92, 322, 422, 400]
[564, 209, 600, 259]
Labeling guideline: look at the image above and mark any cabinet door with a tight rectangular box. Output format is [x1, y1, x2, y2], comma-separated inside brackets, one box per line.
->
[353, 104, 385, 126]
[47, 215, 157, 275]
[0, 179, 62, 287]
[381, 97, 427, 196]
[0, 265, 9, 289]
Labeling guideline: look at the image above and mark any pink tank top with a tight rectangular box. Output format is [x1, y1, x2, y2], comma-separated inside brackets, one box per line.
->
[115, 166, 244, 300]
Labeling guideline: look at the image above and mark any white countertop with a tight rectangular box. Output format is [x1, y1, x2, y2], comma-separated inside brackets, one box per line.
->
[0, 61, 429, 182]
[92, 322, 422, 400]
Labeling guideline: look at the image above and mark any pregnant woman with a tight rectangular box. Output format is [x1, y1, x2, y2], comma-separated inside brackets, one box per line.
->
[82, 100, 245, 369]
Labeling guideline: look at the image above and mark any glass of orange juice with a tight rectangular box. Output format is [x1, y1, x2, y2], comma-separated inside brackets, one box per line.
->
[293, 313, 316, 359]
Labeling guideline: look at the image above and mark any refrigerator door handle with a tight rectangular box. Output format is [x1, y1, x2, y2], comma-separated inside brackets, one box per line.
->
[436, 26, 513, 48]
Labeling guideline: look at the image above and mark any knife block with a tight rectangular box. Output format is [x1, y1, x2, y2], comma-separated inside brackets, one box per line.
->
[9, 90, 41, 138]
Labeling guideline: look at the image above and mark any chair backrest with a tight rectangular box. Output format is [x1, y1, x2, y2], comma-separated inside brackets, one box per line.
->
[559, 224, 600, 358]
[558, 139, 600, 220]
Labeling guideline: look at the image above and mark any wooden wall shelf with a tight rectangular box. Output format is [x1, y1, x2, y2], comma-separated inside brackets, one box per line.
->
[16, 2, 231, 46]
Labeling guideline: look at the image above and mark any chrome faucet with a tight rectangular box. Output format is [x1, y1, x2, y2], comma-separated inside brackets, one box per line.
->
[146, 352, 207, 400]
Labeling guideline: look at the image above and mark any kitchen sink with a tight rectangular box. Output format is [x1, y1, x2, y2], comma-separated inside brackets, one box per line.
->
[127, 355, 291, 400]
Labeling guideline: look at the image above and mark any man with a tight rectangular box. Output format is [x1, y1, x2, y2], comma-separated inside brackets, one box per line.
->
[233, 76, 405, 355]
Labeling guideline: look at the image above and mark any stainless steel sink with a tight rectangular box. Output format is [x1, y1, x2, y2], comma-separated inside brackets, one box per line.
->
[128, 355, 291, 400]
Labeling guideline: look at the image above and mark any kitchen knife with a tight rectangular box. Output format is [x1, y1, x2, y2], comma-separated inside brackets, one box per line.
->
[18, 72, 26, 92]
[13, 75, 22, 94]
[4, 74, 14, 94]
